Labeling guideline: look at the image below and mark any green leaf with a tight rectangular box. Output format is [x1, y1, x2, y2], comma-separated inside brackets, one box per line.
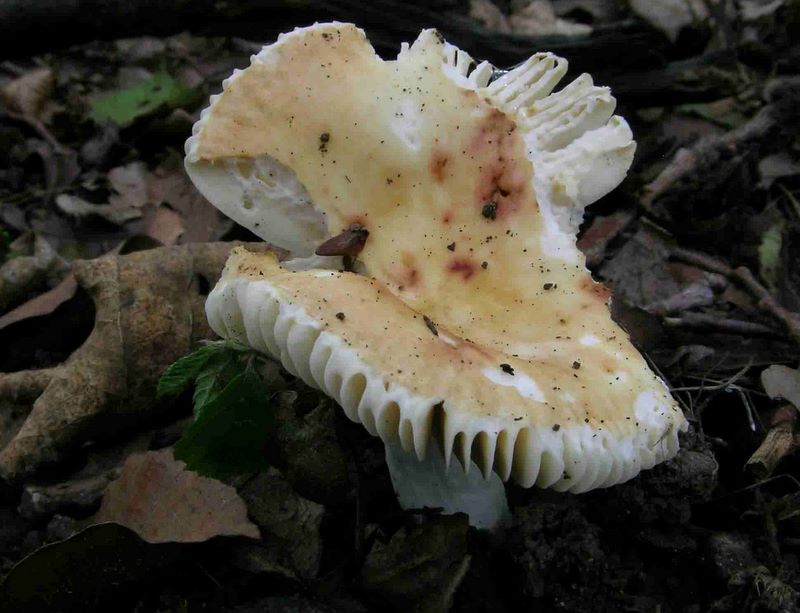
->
[174, 368, 273, 479]
[90, 71, 198, 126]
[192, 351, 243, 417]
[157, 341, 242, 399]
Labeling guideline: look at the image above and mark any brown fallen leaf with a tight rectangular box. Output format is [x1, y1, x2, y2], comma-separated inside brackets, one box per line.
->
[235, 468, 325, 578]
[147, 152, 228, 243]
[0, 233, 67, 313]
[0, 241, 277, 482]
[142, 204, 184, 246]
[361, 514, 471, 613]
[0, 273, 77, 331]
[56, 161, 151, 225]
[0, 67, 55, 119]
[95, 450, 259, 543]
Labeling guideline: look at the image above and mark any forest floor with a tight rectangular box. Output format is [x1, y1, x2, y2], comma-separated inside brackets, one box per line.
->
[1, 1, 800, 612]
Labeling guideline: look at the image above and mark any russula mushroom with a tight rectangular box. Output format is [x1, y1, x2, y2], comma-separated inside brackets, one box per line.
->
[185, 22, 688, 529]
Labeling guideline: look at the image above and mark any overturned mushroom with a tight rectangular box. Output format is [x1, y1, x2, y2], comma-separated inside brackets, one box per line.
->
[185, 23, 687, 529]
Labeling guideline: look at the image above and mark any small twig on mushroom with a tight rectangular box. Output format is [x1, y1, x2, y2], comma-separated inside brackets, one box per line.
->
[669, 246, 800, 344]
[746, 405, 798, 479]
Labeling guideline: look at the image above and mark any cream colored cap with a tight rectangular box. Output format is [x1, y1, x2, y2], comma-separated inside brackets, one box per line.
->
[189, 23, 687, 493]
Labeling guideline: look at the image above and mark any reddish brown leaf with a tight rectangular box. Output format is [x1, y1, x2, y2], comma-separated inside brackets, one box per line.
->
[94, 449, 259, 544]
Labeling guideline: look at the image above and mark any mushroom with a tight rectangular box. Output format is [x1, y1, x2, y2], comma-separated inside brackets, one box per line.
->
[184, 23, 688, 529]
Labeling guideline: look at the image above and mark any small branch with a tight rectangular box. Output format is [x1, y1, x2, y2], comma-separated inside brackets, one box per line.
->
[669, 246, 800, 344]
[2, 109, 65, 153]
[663, 312, 779, 336]
[746, 405, 798, 479]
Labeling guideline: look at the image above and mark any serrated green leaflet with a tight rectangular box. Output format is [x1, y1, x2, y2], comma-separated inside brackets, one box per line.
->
[192, 351, 244, 417]
[156, 340, 246, 399]
[90, 70, 198, 126]
[174, 368, 273, 479]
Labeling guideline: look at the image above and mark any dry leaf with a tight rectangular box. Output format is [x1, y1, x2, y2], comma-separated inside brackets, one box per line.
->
[0, 273, 77, 331]
[142, 204, 184, 246]
[56, 162, 150, 225]
[761, 365, 800, 409]
[0, 233, 67, 313]
[361, 514, 471, 613]
[0, 242, 275, 482]
[95, 450, 259, 543]
[469, 0, 512, 33]
[629, 0, 709, 43]
[509, 0, 592, 36]
[0, 68, 55, 119]
[147, 153, 227, 242]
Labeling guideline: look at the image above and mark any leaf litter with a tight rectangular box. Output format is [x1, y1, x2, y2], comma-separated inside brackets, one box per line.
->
[2, 8, 800, 613]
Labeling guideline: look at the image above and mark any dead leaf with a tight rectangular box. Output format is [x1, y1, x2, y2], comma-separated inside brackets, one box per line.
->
[236, 468, 325, 578]
[509, 0, 592, 36]
[758, 153, 800, 189]
[469, 0, 512, 33]
[147, 153, 228, 242]
[0, 233, 67, 313]
[95, 450, 259, 543]
[577, 210, 635, 268]
[761, 365, 800, 409]
[629, 0, 708, 43]
[56, 161, 151, 225]
[0, 523, 179, 612]
[361, 514, 471, 613]
[0, 241, 273, 482]
[0, 273, 77, 331]
[0, 68, 55, 119]
[142, 204, 184, 246]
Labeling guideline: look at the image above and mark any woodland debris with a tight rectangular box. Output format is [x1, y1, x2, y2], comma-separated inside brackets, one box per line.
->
[670, 246, 800, 344]
[94, 449, 259, 543]
[642, 78, 800, 211]
[0, 233, 66, 313]
[0, 68, 55, 119]
[236, 468, 325, 579]
[361, 514, 471, 613]
[0, 523, 180, 612]
[761, 364, 800, 407]
[508, 0, 591, 36]
[0, 241, 272, 482]
[662, 312, 779, 336]
[0, 273, 77, 331]
[745, 404, 797, 478]
[18, 469, 119, 519]
[629, 0, 708, 43]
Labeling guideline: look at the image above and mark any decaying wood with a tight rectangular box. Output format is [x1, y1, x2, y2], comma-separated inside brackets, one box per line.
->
[669, 245, 800, 345]
[746, 405, 798, 479]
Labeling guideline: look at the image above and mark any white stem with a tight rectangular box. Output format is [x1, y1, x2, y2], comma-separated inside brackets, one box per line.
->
[384, 441, 511, 531]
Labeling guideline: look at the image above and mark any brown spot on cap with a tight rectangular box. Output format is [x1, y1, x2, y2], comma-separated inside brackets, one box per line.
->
[429, 149, 450, 183]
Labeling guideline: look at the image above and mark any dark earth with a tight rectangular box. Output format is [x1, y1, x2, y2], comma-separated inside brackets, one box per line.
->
[1, 1, 800, 612]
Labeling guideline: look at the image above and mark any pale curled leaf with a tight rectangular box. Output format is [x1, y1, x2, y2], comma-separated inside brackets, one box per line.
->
[94, 449, 259, 543]
[761, 365, 800, 410]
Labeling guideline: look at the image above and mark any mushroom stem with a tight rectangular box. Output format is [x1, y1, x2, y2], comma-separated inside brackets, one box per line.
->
[383, 441, 511, 531]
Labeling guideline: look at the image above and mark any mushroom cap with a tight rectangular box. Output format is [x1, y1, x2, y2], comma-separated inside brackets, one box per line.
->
[187, 22, 688, 492]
